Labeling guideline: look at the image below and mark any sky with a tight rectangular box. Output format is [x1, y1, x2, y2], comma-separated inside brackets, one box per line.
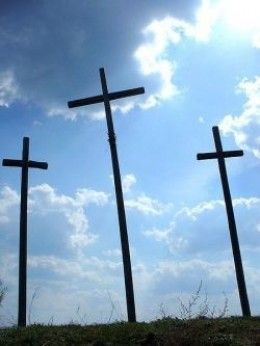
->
[0, 0, 260, 325]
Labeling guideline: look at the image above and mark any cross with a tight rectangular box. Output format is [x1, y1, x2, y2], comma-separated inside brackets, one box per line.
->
[197, 126, 251, 317]
[68, 67, 145, 322]
[2, 137, 48, 327]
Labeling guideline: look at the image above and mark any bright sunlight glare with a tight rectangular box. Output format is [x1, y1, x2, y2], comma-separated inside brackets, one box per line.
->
[195, 0, 260, 47]
[221, 0, 260, 32]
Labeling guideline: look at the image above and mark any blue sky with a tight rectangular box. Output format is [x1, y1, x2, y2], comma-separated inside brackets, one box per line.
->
[0, 0, 260, 324]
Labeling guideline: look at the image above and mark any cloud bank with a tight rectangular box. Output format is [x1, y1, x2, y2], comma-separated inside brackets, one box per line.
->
[220, 77, 260, 158]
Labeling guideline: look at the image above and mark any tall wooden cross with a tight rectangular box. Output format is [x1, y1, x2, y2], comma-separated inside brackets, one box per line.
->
[197, 126, 251, 317]
[2, 137, 48, 327]
[68, 67, 145, 322]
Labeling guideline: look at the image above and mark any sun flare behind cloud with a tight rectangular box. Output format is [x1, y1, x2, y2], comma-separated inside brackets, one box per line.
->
[220, 0, 260, 33]
[196, 0, 260, 48]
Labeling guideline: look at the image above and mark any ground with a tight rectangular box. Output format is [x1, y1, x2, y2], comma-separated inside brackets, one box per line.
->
[0, 317, 260, 345]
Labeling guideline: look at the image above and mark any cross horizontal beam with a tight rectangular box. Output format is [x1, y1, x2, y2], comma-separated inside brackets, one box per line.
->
[197, 150, 243, 160]
[68, 87, 145, 108]
[2, 159, 48, 169]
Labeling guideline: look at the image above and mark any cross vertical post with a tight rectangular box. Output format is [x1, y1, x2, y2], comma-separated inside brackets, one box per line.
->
[197, 126, 251, 317]
[68, 68, 145, 322]
[19, 137, 29, 327]
[2, 137, 48, 326]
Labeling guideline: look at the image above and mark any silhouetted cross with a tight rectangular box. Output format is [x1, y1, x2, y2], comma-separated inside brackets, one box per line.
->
[68, 67, 145, 322]
[197, 126, 251, 317]
[3, 137, 48, 327]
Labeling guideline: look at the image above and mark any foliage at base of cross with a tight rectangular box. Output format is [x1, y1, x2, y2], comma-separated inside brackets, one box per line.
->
[0, 317, 259, 346]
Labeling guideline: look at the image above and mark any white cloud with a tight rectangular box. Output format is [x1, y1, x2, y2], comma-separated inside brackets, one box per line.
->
[218, 0, 260, 47]
[47, 105, 96, 121]
[175, 197, 260, 221]
[111, 172, 172, 216]
[112, 101, 136, 115]
[143, 223, 188, 252]
[29, 184, 108, 209]
[88, 109, 106, 121]
[196, 0, 260, 48]
[219, 77, 260, 158]
[155, 259, 234, 282]
[48, 104, 132, 122]
[134, 18, 187, 110]
[177, 197, 260, 221]
[29, 184, 108, 248]
[143, 227, 172, 242]
[176, 200, 225, 220]
[0, 70, 20, 107]
[47, 106, 79, 121]
[232, 197, 260, 208]
[145, 196, 260, 256]
[0, 186, 19, 224]
[125, 194, 173, 216]
[28, 255, 122, 284]
[84, 100, 138, 121]
[74, 188, 109, 206]
[133, 4, 217, 111]
[103, 248, 121, 257]
[193, 0, 218, 41]
[29, 184, 109, 249]
[122, 174, 137, 193]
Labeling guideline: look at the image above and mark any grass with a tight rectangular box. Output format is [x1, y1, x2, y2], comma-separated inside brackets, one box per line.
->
[0, 316, 260, 345]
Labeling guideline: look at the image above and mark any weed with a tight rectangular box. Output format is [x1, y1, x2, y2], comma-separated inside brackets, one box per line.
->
[177, 281, 229, 320]
[28, 287, 40, 325]
[0, 280, 6, 307]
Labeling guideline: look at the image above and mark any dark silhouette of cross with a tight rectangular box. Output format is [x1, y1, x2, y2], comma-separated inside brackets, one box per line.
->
[68, 67, 145, 322]
[2, 137, 48, 327]
[197, 126, 251, 317]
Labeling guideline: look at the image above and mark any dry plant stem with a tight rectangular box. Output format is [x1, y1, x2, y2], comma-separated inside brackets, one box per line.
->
[107, 291, 116, 323]
[28, 287, 40, 325]
[75, 305, 88, 325]
[0, 280, 7, 306]
[177, 281, 229, 319]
